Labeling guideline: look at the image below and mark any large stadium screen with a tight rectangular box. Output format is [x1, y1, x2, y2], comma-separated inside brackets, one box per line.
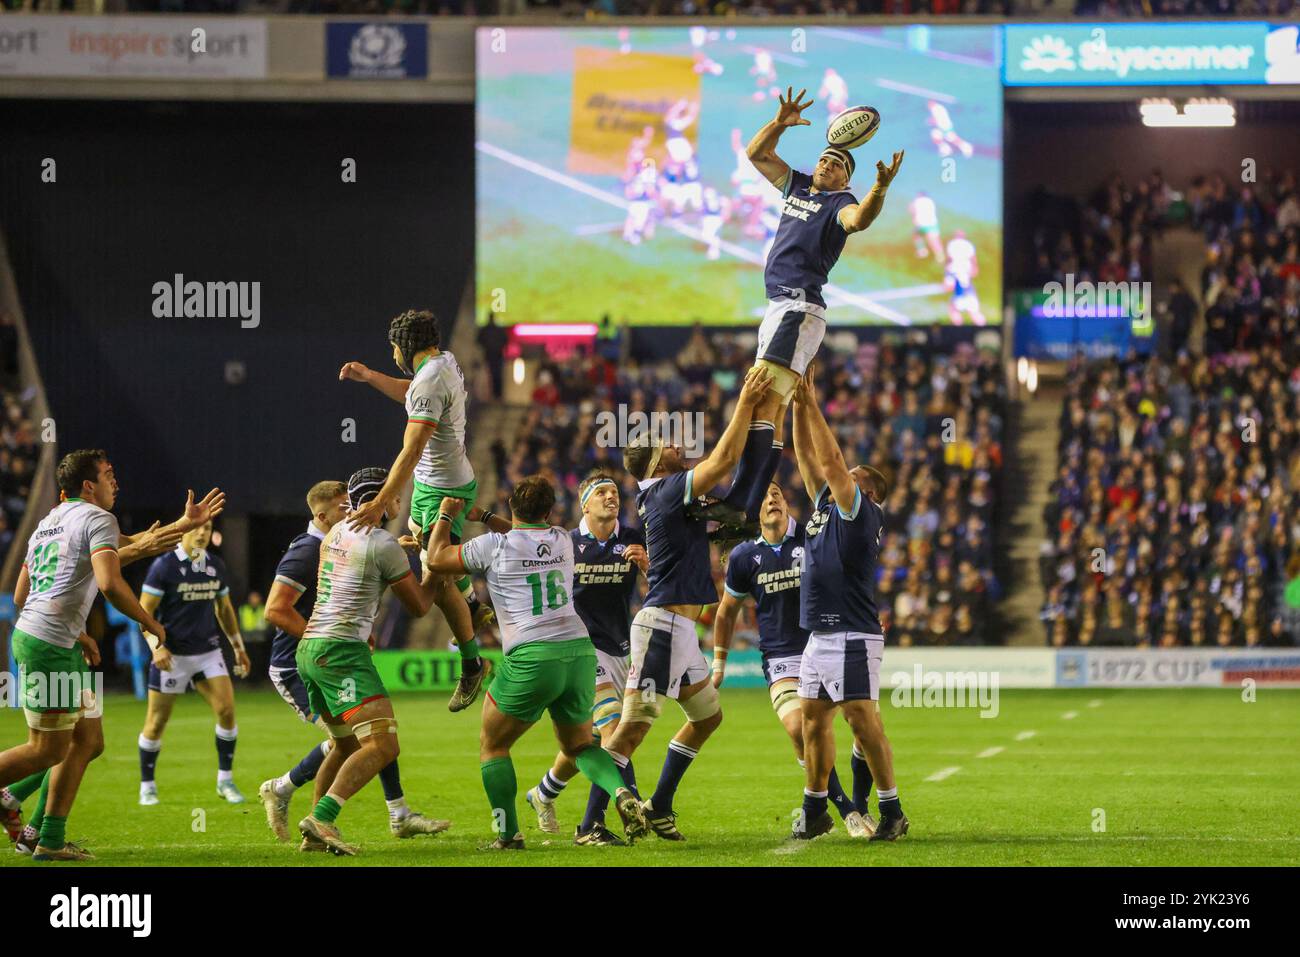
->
[476, 25, 1003, 327]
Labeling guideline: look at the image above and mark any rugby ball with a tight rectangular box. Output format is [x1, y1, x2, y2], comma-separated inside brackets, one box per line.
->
[827, 106, 881, 150]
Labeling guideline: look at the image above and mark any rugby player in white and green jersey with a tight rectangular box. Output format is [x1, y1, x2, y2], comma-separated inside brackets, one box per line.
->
[427, 476, 649, 849]
[294, 467, 448, 856]
[338, 309, 488, 713]
[0, 449, 225, 861]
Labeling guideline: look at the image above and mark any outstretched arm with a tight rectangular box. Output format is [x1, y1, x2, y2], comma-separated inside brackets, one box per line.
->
[339, 361, 409, 405]
[349, 419, 435, 530]
[798, 367, 856, 512]
[791, 373, 826, 499]
[745, 87, 814, 190]
[119, 488, 226, 566]
[838, 150, 904, 235]
[691, 366, 773, 494]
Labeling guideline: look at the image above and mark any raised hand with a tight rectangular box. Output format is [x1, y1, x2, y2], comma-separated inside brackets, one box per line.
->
[183, 488, 226, 530]
[776, 87, 815, 128]
[875, 150, 905, 190]
[338, 361, 373, 383]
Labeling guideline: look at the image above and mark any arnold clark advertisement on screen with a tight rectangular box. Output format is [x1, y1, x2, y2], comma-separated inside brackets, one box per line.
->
[1004, 22, 1300, 86]
[0, 15, 267, 79]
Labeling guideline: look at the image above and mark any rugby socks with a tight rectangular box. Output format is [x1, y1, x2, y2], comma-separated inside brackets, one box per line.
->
[215, 724, 238, 777]
[379, 759, 404, 803]
[801, 788, 829, 828]
[284, 741, 330, 791]
[138, 734, 161, 784]
[722, 422, 777, 522]
[610, 750, 638, 798]
[851, 743, 874, 815]
[37, 814, 67, 852]
[312, 794, 344, 825]
[877, 786, 904, 821]
[574, 746, 625, 801]
[579, 783, 611, 834]
[5, 769, 47, 804]
[480, 757, 519, 839]
[29, 771, 50, 835]
[648, 740, 698, 817]
[536, 769, 567, 803]
[826, 768, 856, 821]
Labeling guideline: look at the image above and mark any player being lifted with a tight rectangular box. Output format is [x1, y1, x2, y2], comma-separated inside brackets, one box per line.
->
[426, 478, 648, 850]
[712, 481, 875, 838]
[136, 518, 251, 806]
[519, 471, 649, 846]
[0, 449, 223, 860]
[789, 368, 908, 842]
[294, 468, 448, 856]
[607, 366, 773, 840]
[339, 309, 489, 712]
[697, 88, 903, 538]
[257, 480, 448, 843]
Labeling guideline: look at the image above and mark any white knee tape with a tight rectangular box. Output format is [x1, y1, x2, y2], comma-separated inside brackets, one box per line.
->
[325, 722, 355, 739]
[621, 692, 662, 725]
[681, 681, 721, 722]
[353, 717, 398, 739]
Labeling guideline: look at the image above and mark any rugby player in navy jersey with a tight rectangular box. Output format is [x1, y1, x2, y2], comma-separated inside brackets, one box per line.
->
[256, 480, 448, 843]
[606, 366, 772, 840]
[518, 471, 650, 847]
[136, 519, 251, 806]
[712, 480, 875, 838]
[697, 88, 904, 538]
[789, 366, 908, 842]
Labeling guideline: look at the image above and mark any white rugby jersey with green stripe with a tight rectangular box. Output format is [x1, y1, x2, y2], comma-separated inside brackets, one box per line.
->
[406, 351, 474, 489]
[16, 498, 121, 649]
[302, 523, 413, 644]
[460, 525, 588, 655]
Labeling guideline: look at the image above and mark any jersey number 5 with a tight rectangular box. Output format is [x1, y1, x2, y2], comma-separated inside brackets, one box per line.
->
[525, 570, 568, 616]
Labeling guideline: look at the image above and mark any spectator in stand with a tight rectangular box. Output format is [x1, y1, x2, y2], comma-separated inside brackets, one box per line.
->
[477, 312, 509, 400]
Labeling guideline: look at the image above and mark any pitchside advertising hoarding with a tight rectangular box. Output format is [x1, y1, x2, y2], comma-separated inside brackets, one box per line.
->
[0, 15, 267, 79]
[370, 647, 1300, 691]
[326, 22, 428, 80]
[1004, 21, 1300, 86]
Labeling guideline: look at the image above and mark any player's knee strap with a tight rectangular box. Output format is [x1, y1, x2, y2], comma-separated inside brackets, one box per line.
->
[621, 692, 661, 725]
[325, 721, 354, 739]
[353, 717, 398, 739]
[754, 359, 800, 400]
[25, 708, 80, 732]
[681, 681, 721, 723]
[591, 695, 622, 729]
[770, 680, 801, 720]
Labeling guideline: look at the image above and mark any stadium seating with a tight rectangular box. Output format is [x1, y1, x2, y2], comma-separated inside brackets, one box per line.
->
[0, 313, 38, 571]
[485, 330, 1006, 646]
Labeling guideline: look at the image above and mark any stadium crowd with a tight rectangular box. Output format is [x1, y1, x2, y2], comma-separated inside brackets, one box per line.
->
[14, 0, 1295, 15]
[0, 312, 38, 570]
[482, 326, 1006, 647]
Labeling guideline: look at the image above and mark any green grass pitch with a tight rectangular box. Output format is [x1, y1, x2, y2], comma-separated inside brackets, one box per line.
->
[3, 687, 1297, 867]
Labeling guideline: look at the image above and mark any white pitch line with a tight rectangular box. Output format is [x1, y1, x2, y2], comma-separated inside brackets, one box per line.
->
[1015, 730, 1037, 741]
[477, 140, 912, 324]
[739, 44, 808, 68]
[875, 78, 958, 103]
[976, 746, 1004, 759]
[868, 282, 948, 302]
[574, 221, 626, 236]
[1062, 711, 1079, 720]
[925, 766, 962, 782]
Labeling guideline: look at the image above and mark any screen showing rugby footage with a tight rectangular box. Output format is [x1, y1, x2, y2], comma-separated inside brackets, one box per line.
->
[475, 25, 1002, 327]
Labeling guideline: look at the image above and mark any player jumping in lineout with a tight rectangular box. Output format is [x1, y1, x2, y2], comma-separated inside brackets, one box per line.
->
[694, 87, 902, 539]
[338, 309, 490, 711]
